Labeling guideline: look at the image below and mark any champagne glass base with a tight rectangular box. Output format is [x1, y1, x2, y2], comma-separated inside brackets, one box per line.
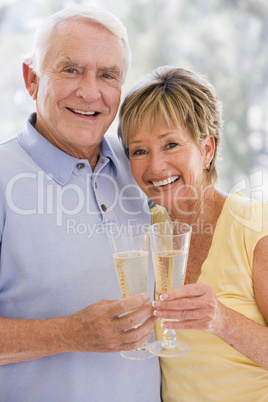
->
[149, 340, 190, 358]
[120, 344, 155, 360]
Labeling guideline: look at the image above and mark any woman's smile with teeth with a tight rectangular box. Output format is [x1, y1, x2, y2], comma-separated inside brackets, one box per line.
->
[151, 175, 180, 187]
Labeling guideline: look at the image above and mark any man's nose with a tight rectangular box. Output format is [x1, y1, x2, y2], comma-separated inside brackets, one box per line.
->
[76, 73, 101, 102]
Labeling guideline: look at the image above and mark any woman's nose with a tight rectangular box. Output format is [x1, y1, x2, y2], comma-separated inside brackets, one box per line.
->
[148, 152, 167, 175]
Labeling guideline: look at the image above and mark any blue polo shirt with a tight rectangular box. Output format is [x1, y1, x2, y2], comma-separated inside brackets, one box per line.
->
[0, 113, 160, 402]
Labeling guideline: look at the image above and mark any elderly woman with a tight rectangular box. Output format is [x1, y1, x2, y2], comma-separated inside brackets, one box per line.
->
[118, 66, 268, 401]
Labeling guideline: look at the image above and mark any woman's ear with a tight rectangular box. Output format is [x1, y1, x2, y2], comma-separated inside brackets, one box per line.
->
[204, 135, 215, 165]
[22, 62, 39, 100]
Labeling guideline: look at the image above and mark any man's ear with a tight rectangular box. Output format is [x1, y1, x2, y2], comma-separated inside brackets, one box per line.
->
[22, 62, 39, 100]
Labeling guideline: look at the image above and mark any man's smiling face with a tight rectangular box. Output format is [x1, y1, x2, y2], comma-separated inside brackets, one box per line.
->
[30, 20, 124, 160]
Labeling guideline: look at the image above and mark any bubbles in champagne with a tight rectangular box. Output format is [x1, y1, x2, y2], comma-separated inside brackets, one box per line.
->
[153, 250, 187, 298]
[113, 251, 148, 298]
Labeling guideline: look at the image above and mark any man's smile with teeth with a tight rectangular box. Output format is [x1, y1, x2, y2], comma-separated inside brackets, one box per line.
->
[151, 175, 180, 187]
[67, 108, 98, 116]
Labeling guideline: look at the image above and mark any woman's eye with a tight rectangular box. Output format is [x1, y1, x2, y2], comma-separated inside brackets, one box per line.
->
[131, 149, 147, 156]
[165, 142, 178, 150]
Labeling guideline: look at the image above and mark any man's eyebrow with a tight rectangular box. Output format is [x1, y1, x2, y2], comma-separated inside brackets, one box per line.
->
[102, 66, 121, 71]
[55, 57, 80, 69]
[100, 66, 122, 76]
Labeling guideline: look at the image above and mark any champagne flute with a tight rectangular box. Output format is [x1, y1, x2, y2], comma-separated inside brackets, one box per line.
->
[149, 221, 192, 358]
[108, 225, 154, 360]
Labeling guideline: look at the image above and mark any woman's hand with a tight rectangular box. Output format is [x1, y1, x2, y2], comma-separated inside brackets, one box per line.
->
[151, 235, 268, 370]
[152, 283, 228, 336]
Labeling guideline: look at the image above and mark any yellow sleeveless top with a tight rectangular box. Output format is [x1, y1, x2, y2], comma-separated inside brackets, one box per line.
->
[151, 192, 268, 401]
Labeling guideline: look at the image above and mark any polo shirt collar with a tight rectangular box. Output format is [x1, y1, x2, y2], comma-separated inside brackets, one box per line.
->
[18, 113, 118, 185]
[101, 135, 119, 178]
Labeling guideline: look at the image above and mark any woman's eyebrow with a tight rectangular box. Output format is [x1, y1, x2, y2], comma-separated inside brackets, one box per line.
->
[129, 132, 177, 144]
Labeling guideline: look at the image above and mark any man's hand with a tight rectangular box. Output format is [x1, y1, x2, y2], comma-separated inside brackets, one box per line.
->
[65, 293, 157, 353]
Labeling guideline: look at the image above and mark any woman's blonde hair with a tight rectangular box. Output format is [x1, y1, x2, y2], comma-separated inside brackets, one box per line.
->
[118, 66, 223, 183]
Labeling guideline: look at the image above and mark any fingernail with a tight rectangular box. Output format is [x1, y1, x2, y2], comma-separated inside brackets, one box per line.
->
[160, 294, 168, 301]
[142, 293, 150, 302]
[154, 310, 163, 317]
[152, 301, 161, 308]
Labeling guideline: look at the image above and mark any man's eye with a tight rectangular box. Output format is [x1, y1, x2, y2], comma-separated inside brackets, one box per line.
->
[65, 68, 77, 74]
[103, 73, 114, 79]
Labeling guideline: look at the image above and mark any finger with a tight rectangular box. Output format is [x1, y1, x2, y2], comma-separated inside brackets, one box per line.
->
[154, 306, 212, 321]
[153, 293, 216, 312]
[161, 317, 217, 332]
[117, 303, 154, 331]
[119, 316, 157, 351]
[107, 293, 150, 319]
[120, 330, 154, 352]
[159, 283, 212, 301]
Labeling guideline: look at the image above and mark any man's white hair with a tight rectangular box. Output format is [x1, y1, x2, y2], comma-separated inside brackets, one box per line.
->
[24, 5, 131, 83]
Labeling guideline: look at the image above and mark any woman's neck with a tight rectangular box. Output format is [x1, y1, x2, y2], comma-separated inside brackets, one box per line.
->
[169, 186, 227, 230]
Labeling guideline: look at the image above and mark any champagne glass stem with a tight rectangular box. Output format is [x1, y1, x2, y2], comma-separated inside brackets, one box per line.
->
[162, 328, 177, 349]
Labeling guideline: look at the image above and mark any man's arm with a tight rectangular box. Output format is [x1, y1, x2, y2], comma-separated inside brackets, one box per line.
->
[0, 293, 156, 365]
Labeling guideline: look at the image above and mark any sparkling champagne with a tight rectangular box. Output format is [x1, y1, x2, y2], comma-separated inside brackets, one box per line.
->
[113, 250, 148, 298]
[153, 250, 187, 299]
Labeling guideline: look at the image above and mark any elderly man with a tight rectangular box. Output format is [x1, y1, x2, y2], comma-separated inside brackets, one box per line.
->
[0, 5, 160, 402]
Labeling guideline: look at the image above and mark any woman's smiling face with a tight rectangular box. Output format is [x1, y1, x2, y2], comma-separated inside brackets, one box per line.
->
[128, 120, 213, 216]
